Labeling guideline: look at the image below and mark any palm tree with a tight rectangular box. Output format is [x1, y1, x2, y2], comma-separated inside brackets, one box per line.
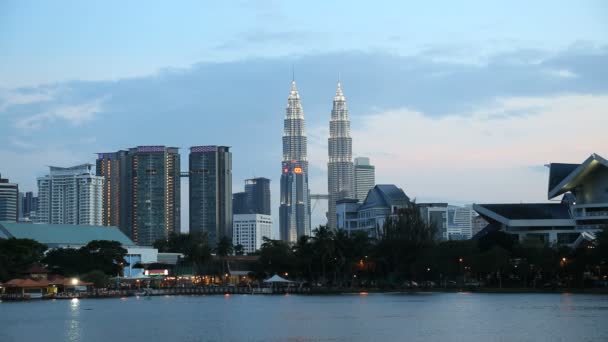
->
[312, 225, 335, 285]
[216, 236, 234, 283]
[234, 244, 245, 256]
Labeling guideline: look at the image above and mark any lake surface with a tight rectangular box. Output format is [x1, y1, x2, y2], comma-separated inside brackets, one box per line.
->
[1, 293, 607, 342]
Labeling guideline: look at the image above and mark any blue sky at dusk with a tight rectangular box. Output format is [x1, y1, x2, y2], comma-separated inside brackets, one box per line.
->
[1, 0, 607, 234]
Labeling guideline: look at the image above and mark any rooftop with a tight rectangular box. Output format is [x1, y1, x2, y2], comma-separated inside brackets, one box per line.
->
[548, 153, 608, 199]
[0, 222, 136, 247]
[359, 184, 410, 211]
[474, 203, 571, 220]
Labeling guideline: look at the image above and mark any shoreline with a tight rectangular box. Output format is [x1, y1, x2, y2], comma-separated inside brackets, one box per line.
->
[3, 286, 608, 302]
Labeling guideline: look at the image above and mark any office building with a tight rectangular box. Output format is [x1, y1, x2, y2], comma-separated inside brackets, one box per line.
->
[189, 146, 232, 247]
[354, 157, 375, 202]
[0, 174, 19, 222]
[244, 178, 271, 215]
[233, 192, 248, 215]
[279, 80, 311, 243]
[233, 178, 271, 215]
[21, 191, 38, 221]
[474, 153, 608, 246]
[418, 203, 449, 240]
[36, 164, 103, 226]
[233, 214, 273, 254]
[127, 146, 180, 246]
[447, 206, 474, 240]
[327, 81, 354, 229]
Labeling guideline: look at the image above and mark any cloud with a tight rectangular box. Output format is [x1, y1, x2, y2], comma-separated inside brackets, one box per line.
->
[544, 69, 578, 78]
[338, 94, 607, 204]
[0, 88, 55, 111]
[1, 44, 607, 232]
[14, 98, 105, 131]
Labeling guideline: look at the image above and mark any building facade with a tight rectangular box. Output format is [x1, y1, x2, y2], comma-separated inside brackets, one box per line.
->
[189, 146, 232, 247]
[128, 146, 180, 246]
[0, 174, 19, 222]
[418, 203, 448, 240]
[21, 191, 38, 221]
[35, 164, 103, 226]
[354, 157, 375, 203]
[336, 184, 411, 238]
[233, 192, 248, 215]
[327, 81, 354, 229]
[447, 206, 474, 240]
[279, 80, 311, 243]
[96, 150, 130, 232]
[233, 214, 272, 254]
[234, 178, 271, 215]
[244, 178, 271, 215]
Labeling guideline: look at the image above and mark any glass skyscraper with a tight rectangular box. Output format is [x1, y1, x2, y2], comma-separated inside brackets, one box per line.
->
[129, 146, 180, 246]
[327, 81, 354, 229]
[189, 145, 232, 247]
[97, 147, 180, 246]
[280, 80, 311, 243]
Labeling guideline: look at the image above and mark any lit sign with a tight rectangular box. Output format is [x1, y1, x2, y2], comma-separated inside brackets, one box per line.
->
[283, 168, 289, 173]
[145, 269, 169, 276]
[293, 167, 303, 174]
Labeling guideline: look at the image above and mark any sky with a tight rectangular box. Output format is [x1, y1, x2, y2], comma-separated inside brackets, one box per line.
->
[1, 0, 607, 235]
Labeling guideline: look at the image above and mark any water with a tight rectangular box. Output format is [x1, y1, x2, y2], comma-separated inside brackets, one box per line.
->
[1, 293, 607, 342]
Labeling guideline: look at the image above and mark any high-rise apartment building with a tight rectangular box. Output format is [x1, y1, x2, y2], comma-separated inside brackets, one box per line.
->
[0, 174, 19, 222]
[233, 214, 273, 254]
[354, 157, 375, 202]
[279, 80, 311, 243]
[96, 150, 129, 232]
[189, 146, 232, 247]
[36, 164, 104, 225]
[96, 147, 180, 246]
[327, 81, 354, 229]
[128, 146, 180, 246]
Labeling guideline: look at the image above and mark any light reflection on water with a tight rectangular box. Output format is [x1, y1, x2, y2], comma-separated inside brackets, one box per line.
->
[66, 298, 81, 342]
[0, 293, 607, 342]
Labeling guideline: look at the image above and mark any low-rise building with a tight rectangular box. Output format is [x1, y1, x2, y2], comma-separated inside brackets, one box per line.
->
[233, 214, 272, 254]
[474, 153, 608, 246]
[0, 222, 157, 278]
[336, 184, 411, 238]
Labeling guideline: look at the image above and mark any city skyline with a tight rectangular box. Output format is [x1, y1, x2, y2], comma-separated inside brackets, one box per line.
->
[1, 2, 607, 237]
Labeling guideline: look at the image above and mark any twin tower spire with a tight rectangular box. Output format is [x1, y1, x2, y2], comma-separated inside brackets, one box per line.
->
[279, 76, 353, 242]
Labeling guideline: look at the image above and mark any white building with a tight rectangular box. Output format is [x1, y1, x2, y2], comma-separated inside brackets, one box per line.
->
[36, 164, 104, 226]
[354, 157, 375, 203]
[447, 206, 474, 240]
[233, 214, 272, 254]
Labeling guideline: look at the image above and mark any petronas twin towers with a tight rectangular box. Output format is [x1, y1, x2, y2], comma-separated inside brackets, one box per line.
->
[280, 78, 353, 242]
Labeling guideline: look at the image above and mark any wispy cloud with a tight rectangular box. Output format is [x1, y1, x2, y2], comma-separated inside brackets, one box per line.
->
[309, 94, 608, 204]
[0, 88, 55, 111]
[544, 68, 579, 78]
[14, 98, 105, 131]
